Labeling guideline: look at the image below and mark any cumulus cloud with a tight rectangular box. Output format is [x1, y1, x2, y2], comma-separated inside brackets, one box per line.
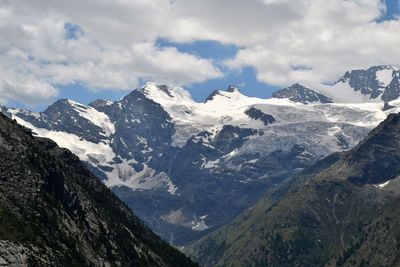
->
[0, 0, 399, 104]
[0, 0, 222, 105]
[223, 0, 400, 86]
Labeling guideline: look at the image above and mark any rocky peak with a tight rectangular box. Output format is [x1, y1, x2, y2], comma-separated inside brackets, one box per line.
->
[205, 85, 240, 102]
[272, 83, 333, 104]
[42, 99, 93, 121]
[335, 65, 400, 101]
[226, 85, 239, 93]
[139, 84, 177, 99]
[204, 90, 223, 102]
[43, 98, 72, 113]
[89, 99, 113, 111]
[156, 84, 174, 97]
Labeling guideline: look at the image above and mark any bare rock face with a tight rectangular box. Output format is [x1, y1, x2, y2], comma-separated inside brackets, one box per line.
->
[338, 65, 400, 102]
[0, 113, 196, 267]
[272, 83, 333, 104]
[0, 241, 28, 267]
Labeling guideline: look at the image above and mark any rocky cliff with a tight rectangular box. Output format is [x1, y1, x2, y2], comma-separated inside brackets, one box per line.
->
[0, 113, 196, 267]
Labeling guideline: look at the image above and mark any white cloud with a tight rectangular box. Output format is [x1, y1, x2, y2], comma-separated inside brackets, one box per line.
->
[166, 0, 303, 44]
[0, 0, 222, 105]
[167, 0, 400, 87]
[0, 0, 398, 105]
[0, 76, 58, 105]
[223, 0, 400, 86]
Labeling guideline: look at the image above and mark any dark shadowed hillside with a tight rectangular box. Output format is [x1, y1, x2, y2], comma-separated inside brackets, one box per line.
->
[0, 113, 197, 267]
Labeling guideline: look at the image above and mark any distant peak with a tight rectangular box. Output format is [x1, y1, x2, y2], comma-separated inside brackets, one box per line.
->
[331, 65, 400, 103]
[140, 84, 174, 98]
[155, 84, 174, 97]
[226, 85, 239, 92]
[49, 98, 71, 106]
[58, 98, 70, 103]
[42, 99, 73, 116]
[135, 83, 194, 105]
[337, 65, 399, 83]
[43, 99, 91, 115]
[337, 71, 351, 83]
[89, 99, 113, 110]
[204, 85, 241, 103]
[369, 65, 399, 71]
[272, 84, 332, 104]
[51, 99, 84, 107]
[205, 90, 222, 102]
[289, 83, 306, 88]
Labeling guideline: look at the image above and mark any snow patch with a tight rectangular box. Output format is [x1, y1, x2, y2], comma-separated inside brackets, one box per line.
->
[376, 180, 391, 188]
[104, 162, 178, 195]
[192, 215, 210, 231]
[68, 100, 115, 136]
[376, 69, 394, 87]
[317, 82, 381, 104]
[12, 116, 115, 164]
[327, 125, 342, 136]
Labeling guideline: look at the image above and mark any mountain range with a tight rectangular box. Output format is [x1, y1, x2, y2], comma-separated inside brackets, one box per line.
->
[2, 65, 400, 248]
[187, 109, 400, 267]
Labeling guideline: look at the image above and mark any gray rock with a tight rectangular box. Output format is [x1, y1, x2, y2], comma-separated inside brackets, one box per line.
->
[272, 83, 333, 104]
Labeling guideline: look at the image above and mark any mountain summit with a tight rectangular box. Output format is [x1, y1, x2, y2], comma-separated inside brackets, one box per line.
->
[318, 65, 400, 103]
[205, 85, 240, 102]
[272, 83, 333, 104]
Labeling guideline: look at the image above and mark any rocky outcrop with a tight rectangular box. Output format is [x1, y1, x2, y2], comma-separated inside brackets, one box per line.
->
[245, 107, 275, 125]
[272, 83, 333, 104]
[337, 65, 400, 101]
[0, 241, 28, 266]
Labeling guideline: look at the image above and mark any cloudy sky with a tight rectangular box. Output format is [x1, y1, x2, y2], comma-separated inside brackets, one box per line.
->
[0, 0, 399, 109]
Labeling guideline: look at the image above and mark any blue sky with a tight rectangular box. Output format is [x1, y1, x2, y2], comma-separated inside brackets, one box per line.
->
[2, 0, 400, 111]
[385, 0, 400, 19]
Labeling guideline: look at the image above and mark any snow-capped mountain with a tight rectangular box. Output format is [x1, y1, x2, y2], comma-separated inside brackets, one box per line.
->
[317, 65, 400, 103]
[272, 83, 333, 104]
[4, 65, 400, 246]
